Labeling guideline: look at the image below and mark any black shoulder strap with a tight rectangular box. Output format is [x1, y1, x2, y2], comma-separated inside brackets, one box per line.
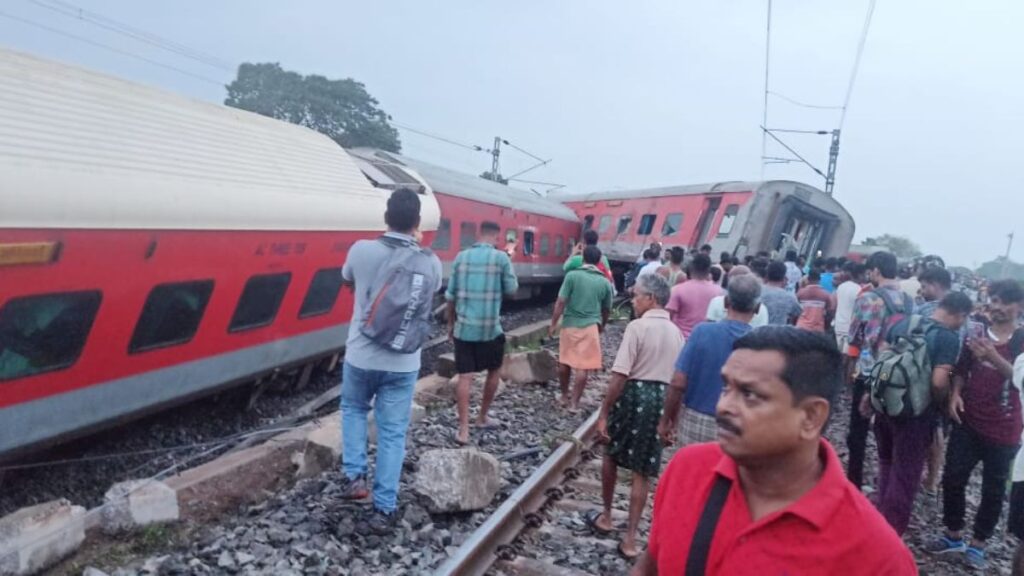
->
[685, 475, 732, 576]
[1010, 327, 1024, 360]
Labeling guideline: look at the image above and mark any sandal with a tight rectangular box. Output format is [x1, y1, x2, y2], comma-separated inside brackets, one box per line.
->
[453, 430, 471, 446]
[583, 509, 613, 536]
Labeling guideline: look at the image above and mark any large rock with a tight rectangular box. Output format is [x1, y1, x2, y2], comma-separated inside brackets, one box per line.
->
[101, 479, 179, 534]
[435, 353, 457, 377]
[296, 417, 342, 480]
[296, 404, 426, 479]
[0, 499, 86, 576]
[500, 350, 558, 384]
[414, 374, 451, 404]
[414, 449, 501, 513]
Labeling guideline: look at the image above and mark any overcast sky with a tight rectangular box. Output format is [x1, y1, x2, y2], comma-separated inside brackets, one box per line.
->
[3, 1, 1020, 267]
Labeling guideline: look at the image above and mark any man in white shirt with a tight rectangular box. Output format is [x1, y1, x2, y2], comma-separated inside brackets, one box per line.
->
[833, 262, 867, 353]
[706, 266, 769, 327]
[637, 249, 663, 281]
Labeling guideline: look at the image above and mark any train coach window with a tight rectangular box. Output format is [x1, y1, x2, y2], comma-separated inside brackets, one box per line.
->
[717, 204, 740, 237]
[616, 215, 633, 235]
[130, 281, 213, 353]
[597, 215, 612, 234]
[583, 215, 595, 230]
[460, 222, 477, 249]
[662, 212, 683, 236]
[0, 290, 102, 381]
[523, 231, 535, 255]
[637, 214, 657, 236]
[299, 267, 344, 319]
[432, 218, 451, 251]
[540, 235, 550, 256]
[554, 235, 564, 256]
[506, 229, 518, 244]
[229, 273, 291, 333]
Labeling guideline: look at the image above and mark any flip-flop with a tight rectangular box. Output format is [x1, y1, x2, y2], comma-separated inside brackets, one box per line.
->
[583, 509, 613, 536]
[453, 431, 471, 446]
[617, 542, 641, 560]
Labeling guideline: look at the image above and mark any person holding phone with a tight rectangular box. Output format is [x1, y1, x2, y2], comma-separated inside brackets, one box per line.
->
[928, 279, 1024, 570]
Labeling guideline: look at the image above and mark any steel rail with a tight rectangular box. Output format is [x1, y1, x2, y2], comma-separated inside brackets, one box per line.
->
[435, 409, 600, 576]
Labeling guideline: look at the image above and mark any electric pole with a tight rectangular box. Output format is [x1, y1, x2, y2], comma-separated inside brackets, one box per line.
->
[490, 136, 502, 181]
[1001, 232, 1015, 278]
[825, 129, 841, 195]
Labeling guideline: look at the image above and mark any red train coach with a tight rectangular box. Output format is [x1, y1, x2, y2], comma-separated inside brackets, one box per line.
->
[554, 180, 855, 271]
[0, 50, 439, 459]
[349, 149, 580, 299]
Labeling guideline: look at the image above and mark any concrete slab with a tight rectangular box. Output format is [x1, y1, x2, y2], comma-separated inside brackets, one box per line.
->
[505, 320, 552, 350]
[165, 434, 306, 521]
[101, 479, 179, 534]
[0, 499, 86, 576]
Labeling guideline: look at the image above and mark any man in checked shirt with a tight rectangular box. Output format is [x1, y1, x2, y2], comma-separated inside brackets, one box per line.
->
[446, 221, 519, 445]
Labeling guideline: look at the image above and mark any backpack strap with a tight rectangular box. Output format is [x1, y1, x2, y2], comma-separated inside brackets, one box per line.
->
[378, 234, 421, 252]
[685, 475, 732, 576]
[1010, 328, 1024, 361]
[874, 288, 898, 316]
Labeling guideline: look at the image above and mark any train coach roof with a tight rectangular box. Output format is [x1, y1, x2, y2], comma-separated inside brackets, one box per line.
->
[0, 49, 390, 231]
[350, 149, 579, 222]
[549, 181, 766, 201]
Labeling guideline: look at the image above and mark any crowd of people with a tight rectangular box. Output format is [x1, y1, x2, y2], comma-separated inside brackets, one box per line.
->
[336, 189, 1024, 573]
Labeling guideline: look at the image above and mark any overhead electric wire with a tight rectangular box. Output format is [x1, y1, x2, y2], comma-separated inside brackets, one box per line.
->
[391, 121, 488, 153]
[839, 0, 877, 129]
[0, 8, 225, 86]
[26, 0, 234, 71]
[768, 91, 844, 111]
[760, 0, 772, 178]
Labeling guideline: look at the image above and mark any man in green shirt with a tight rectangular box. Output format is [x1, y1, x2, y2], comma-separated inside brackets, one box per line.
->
[549, 246, 613, 410]
[564, 229, 614, 285]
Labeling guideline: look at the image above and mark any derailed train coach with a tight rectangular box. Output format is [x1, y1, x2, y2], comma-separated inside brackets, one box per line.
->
[554, 180, 855, 273]
[0, 49, 440, 459]
[349, 148, 580, 299]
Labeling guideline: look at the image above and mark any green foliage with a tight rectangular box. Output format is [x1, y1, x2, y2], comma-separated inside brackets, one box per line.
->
[225, 62, 400, 151]
[863, 234, 922, 259]
[976, 257, 1024, 281]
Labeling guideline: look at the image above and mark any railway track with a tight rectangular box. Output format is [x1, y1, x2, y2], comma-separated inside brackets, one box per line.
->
[438, 407, 671, 576]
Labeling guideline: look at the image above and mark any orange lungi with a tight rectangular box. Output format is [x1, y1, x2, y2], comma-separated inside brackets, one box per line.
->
[558, 324, 603, 370]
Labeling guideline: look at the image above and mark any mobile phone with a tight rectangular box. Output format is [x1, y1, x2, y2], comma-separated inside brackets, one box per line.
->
[967, 321, 986, 341]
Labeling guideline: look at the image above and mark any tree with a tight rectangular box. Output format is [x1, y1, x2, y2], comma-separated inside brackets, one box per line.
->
[225, 63, 400, 152]
[976, 257, 1024, 281]
[862, 234, 922, 259]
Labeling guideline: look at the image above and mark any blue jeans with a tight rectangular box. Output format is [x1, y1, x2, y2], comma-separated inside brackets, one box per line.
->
[340, 361, 418, 513]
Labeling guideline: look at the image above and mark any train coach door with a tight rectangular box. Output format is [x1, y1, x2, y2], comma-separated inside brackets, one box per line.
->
[521, 227, 539, 278]
[691, 196, 722, 248]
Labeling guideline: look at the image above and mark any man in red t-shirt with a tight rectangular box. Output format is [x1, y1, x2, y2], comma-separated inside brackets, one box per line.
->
[927, 279, 1024, 570]
[795, 269, 835, 332]
[632, 327, 915, 576]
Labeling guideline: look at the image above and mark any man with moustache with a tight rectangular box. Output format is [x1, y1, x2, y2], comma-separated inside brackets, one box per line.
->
[632, 328, 915, 575]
